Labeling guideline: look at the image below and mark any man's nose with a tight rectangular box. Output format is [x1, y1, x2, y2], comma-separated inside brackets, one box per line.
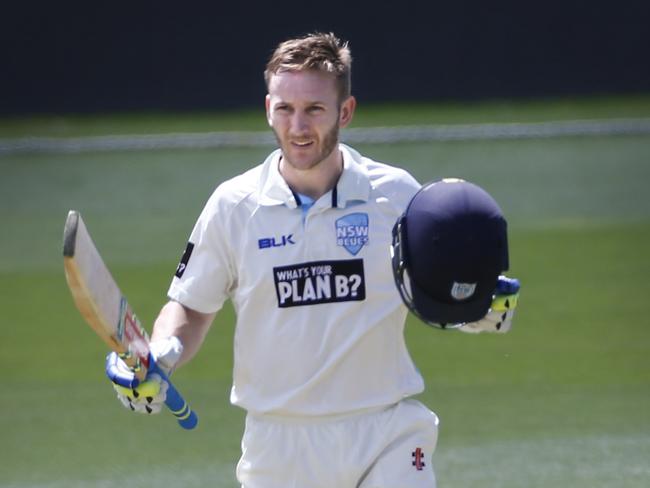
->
[290, 112, 309, 133]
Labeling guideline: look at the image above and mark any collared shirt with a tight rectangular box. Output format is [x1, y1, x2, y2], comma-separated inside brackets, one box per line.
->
[168, 144, 425, 416]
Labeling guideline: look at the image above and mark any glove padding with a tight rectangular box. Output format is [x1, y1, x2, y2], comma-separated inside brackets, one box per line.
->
[459, 276, 520, 334]
[106, 336, 183, 415]
[114, 373, 168, 414]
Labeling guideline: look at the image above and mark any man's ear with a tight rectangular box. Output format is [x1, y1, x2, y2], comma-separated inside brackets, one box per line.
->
[265, 94, 272, 127]
[339, 96, 356, 128]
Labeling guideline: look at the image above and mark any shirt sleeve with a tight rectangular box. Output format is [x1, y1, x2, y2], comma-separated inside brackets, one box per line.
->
[167, 188, 235, 314]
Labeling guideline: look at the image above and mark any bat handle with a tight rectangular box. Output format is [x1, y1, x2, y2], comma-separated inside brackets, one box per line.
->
[148, 357, 198, 430]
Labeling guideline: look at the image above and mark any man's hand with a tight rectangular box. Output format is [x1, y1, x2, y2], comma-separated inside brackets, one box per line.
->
[105, 336, 183, 415]
[459, 276, 520, 333]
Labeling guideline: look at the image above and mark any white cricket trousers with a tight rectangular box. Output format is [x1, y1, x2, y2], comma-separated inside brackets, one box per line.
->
[236, 399, 439, 488]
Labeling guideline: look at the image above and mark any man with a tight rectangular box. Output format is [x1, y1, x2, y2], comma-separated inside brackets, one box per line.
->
[109, 32, 515, 487]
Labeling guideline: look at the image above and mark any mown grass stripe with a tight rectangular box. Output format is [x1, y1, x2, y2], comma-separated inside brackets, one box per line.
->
[1, 118, 649, 155]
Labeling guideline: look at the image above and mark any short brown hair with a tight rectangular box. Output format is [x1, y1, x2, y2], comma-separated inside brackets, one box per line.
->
[264, 32, 352, 102]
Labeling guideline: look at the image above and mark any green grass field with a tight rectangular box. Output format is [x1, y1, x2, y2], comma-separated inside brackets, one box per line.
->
[1, 97, 649, 487]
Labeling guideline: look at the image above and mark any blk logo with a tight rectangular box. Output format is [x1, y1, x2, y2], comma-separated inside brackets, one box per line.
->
[258, 234, 296, 249]
[412, 448, 425, 471]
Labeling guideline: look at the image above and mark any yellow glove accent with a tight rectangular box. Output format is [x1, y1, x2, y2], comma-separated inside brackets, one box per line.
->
[113, 378, 161, 400]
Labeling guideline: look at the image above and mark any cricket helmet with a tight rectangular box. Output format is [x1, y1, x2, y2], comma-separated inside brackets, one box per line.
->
[391, 178, 509, 327]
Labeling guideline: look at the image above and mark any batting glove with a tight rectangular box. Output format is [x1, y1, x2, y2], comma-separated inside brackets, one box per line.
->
[105, 336, 183, 415]
[459, 276, 520, 334]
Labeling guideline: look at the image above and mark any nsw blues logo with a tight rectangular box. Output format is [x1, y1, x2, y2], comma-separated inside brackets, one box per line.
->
[336, 213, 369, 256]
[450, 282, 477, 301]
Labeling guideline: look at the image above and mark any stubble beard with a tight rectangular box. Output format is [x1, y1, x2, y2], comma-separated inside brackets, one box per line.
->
[273, 122, 340, 171]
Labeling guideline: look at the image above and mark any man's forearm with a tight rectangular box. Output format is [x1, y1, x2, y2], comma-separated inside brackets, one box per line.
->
[151, 300, 215, 367]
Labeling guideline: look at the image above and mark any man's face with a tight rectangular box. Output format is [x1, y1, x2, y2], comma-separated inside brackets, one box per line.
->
[266, 70, 354, 171]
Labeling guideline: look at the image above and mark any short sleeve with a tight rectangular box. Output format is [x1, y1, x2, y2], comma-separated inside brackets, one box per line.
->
[167, 189, 236, 314]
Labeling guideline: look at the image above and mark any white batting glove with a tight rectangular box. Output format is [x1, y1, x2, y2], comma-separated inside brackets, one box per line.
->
[105, 336, 183, 415]
[148, 335, 184, 376]
[113, 372, 169, 414]
[459, 276, 520, 334]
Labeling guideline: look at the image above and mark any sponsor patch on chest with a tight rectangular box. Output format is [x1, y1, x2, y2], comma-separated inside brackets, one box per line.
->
[273, 259, 366, 307]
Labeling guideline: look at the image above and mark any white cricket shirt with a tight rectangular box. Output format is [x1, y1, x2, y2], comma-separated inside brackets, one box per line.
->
[168, 144, 425, 416]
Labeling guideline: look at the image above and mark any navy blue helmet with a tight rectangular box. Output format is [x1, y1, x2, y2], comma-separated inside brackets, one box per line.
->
[391, 179, 510, 327]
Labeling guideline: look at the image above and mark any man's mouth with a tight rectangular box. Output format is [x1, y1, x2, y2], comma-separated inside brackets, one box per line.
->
[291, 140, 314, 148]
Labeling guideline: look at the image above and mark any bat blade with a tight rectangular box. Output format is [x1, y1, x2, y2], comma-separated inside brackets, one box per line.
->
[63, 210, 150, 379]
[63, 210, 197, 429]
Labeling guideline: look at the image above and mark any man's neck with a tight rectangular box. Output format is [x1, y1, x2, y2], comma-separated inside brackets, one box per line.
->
[279, 149, 343, 200]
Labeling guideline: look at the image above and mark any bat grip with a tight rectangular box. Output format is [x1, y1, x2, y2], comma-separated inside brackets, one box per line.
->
[148, 356, 198, 430]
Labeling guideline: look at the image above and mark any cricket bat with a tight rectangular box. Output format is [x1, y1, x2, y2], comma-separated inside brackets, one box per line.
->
[63, 210, 197, 429]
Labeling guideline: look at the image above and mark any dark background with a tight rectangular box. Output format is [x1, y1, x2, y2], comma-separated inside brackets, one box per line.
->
[3, 1, 649, 115]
